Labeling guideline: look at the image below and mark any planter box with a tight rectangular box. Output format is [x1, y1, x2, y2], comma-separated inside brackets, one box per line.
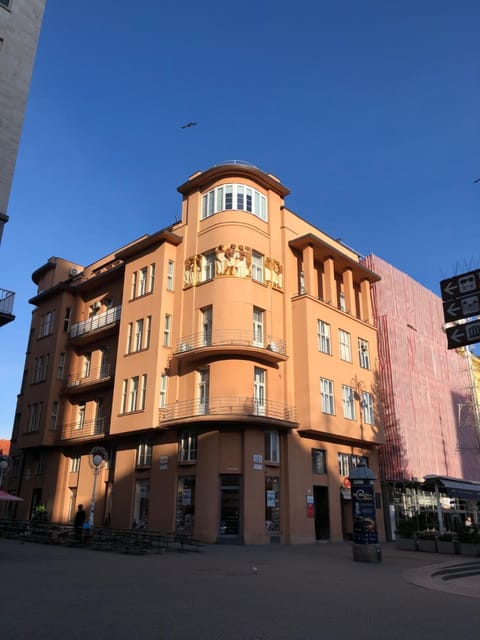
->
[396, 537, 417, 551]
[459, 543, 480, 557]
[437, 540, 458, 555]
[417, 539, 437, 553]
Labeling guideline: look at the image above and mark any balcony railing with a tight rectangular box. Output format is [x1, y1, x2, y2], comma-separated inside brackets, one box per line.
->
[175, 330, 287, 356]
[65, 365, 112, 389]
[69, 305, 121, 339]
[159, 396, 296, 424]
[56, 417, 107, 442]
[0, 288, 15, 325]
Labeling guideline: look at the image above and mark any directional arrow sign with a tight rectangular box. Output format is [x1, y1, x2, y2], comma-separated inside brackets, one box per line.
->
[446, 319, 480, 349]
[443, 292, 480, 323]
[440, 269, 480, 301]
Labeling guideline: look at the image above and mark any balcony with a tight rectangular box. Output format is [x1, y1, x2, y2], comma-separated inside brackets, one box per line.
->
[0, 288, 15, 327]
[159, 396, 296, 428]
[69, 305, 121, 344]
[63, 365, 113, 395]
[173, 330, 288, 369]
[56, 417, 107, 443]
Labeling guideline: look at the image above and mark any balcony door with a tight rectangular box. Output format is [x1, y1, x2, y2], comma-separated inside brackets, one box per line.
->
[202, 307, 212, 346]
[219, 475, 241, 539]
[254, 367, 266, 416]
[198, 368, 209, 415]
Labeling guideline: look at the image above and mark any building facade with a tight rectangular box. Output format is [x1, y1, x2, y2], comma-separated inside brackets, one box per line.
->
[0, 0, 46, 325]
[7, 162, 385, 544]
[362, 255, 480, 536]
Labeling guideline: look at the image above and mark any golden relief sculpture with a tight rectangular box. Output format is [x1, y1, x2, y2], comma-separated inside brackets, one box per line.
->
[183, 243, 283, 290]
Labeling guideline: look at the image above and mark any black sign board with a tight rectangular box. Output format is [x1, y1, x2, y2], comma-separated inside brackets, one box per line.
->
[442, 292, 480, 323]
[446, 319, 480, 350]
[440, 270, 480, 302]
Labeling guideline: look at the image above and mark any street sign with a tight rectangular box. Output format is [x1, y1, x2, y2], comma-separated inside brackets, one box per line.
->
[442, 292, 480, 322]
[440, 269, 480, 301]
[446, 319, 480, 350]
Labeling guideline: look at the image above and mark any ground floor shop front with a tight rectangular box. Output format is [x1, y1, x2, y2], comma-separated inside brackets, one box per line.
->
[5, 426, 385, 544]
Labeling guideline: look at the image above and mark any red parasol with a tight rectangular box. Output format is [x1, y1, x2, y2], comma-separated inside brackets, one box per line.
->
[0, 490, 23, 502]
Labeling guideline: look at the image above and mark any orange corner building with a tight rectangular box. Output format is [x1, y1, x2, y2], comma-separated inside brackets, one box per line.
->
[7, 162, 385, 544]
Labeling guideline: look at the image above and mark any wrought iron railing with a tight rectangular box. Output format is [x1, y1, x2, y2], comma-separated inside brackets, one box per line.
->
[56, 417, 107, 441]
[175, 330, 286, 355]
[159, 397, 296, 423]
[69, 306, 121, 339]
[65, 365, 112, 388]
[0, 288, 15, 316]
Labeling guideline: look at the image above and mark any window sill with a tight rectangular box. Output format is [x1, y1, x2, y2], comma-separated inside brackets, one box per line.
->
[178, 460, 197, 466]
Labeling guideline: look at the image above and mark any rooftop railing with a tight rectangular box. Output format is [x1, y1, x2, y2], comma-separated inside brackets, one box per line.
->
[0, 288, 15, 316]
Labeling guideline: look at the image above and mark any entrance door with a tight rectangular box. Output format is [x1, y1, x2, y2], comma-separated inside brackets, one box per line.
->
[219, 475, 241, 539]
[314, 486, 330, 540]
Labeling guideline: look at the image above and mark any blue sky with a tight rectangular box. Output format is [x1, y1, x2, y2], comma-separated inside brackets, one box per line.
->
[0, 0, 479, 438]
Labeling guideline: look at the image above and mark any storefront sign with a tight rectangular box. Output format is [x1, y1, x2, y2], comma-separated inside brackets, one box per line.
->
[253, 454, 263, 470]
[266, 490, 276, 507]
[159, 455, 168, 470]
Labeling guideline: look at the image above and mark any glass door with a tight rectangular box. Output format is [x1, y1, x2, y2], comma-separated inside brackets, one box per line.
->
[219, 475, 241, 537]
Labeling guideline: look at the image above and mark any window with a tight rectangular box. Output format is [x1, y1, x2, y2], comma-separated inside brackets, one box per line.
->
[202, 251, 216, 282]
[202, 307, 212, 346]
[70, 456, 80, 473]
[126, 323, 133, 353]
[63, 307, 72, 332]
[131, 271, 137, 299]
[36, 454, 47, 476]
[163, 314, 172, 346]
[137, 440, 152, 466]
[361, 391, 374, 425]
[133, 479, 150, 528]
[265, 431, 280, 463]
[57, 353, 66, 380]
[159, 372, 168, 408]
[0, 1, 12, 9]
[342, 385, 356, 420]
[178, 433, 197, 462]
[201, 183, 267, 221]
[317, 320, 331, 354]
[33, 355, 49, 383]
[138, 267, 148, 296]
[145, 316, 151, 349]
[26, 403, 42, 433]
[83, 353, 91, 378]
[50, 401, 59, 430]
[39, 311, 54, 337]
[129, 377, 139, 412]
[312, 449, 327, 474]
[338, 453, 368, 477]
[339, 292, 346, 312]
[77, 403, 86, 430]
[251, 251, 264, 283]
[149, 264, 155, 293]
[339, 330, 351, 362]
[176, 476, 195, 532]
[320, 378, 335, 415]
[253, 307, 264, 346]
[254, 367, 266, 415]
[167, 260, 175, 291]
[139, 374, 147, 411]
[198, 369, 209, 414]
[358, 339, 370, 369]
[121, 380, 128, 414]
[134, 319, 144, 351]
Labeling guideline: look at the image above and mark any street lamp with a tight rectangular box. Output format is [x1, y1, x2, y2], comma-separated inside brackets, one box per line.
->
[0, 457, 9, 488]
[88, 447, 107, 527]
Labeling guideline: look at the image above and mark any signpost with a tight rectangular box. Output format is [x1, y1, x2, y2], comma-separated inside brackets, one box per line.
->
[440, 269, 480, 349]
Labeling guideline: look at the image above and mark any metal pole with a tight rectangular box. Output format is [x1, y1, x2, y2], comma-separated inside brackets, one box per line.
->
[89, 467, 99, 527]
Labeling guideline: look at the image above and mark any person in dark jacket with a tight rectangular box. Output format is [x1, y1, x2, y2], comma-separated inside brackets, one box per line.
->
[74, 504, 86, 542]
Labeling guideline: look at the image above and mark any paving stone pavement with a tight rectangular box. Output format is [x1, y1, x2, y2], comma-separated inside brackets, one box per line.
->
[1, 538, 479, 640]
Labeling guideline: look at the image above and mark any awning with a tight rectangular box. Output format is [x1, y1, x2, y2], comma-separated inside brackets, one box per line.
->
[0, 490, 23, 502]
[422, 475, 480, 500]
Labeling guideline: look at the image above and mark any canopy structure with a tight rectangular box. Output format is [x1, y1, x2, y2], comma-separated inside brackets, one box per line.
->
[0, 490, 23, 502]
[422, 476, 480, 501]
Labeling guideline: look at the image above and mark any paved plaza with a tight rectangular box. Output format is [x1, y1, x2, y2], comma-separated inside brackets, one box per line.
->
[1, 538, 479, 640]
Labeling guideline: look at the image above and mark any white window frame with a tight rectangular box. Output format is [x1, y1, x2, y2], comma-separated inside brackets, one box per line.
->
[251, 251, 264, 283]
[178, 432, 197, 463]
[149, 263, 155, 293]
[198, 369, 209, 414]
[77, 403, 86, 430]
[163, 314, 172, 346]
[83, 352, 91, 378]
[137, 440, 152, 466]
[138, 267, 148, 296]
[202, 307, 212, 346]
[139, 374, 147, 411]
[254, 367, 266, 416]
[70, 456, 80, 473]
[362, 391, 374, 425]
[317, 320, 331, 354]
[126, 322, 133, 354]
[167, 260, 175, 291]
[342, 385, 356, 420]
[203, 251, 215, 282]
[159, 372, 168, 408]
[135, 319, 144, 352]
[129, 377, 139, 412]
[201, 183, 267, 221]
[144, 316, 151, 350]
[131, 271, 137, 299]
[265, 431, 280, 463]
[320, 378, 335, 415]
[339, 330, 352, 362]
[358, 338, 370, 369]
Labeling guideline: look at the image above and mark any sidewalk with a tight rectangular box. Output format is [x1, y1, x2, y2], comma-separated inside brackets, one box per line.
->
[1, 539, 479, 640]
